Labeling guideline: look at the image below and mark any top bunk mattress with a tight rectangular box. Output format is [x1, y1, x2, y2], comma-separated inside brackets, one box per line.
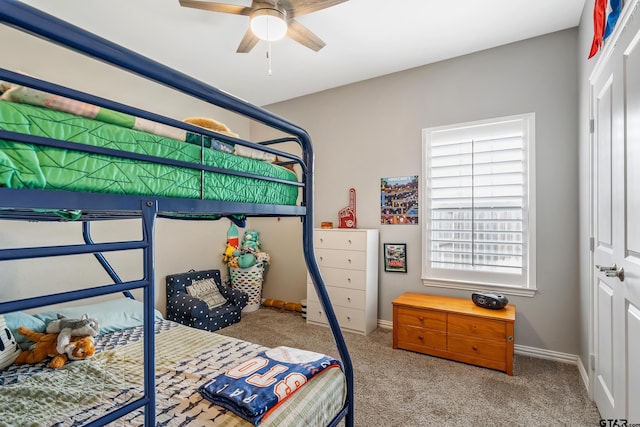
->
[0, 100, 299, 206]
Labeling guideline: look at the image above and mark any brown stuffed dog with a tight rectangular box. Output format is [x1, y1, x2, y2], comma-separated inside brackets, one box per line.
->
[14, 326, 96, 369]
[183, 117, 239, 138]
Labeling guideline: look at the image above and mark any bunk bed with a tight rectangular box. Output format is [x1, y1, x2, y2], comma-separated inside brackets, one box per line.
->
[0, 2, 354, 426]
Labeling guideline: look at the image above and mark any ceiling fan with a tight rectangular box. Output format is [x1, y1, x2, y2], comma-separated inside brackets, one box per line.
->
[178, 0, 348, 53]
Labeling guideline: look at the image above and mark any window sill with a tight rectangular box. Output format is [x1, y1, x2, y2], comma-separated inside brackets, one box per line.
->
[422, 278, 537, 298]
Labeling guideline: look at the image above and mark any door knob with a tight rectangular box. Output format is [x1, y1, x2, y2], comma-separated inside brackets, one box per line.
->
[596, 264, 617, 272]
[605, 267, 625, 281]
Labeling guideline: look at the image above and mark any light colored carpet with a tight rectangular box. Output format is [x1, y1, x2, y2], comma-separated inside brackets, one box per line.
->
[217, 308, 601, 427]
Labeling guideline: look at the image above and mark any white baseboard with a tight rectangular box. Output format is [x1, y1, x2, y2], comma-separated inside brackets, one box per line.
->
[513, 344, 578, 364]
[576, 356, 590, 393]
[377, 319, 392, 329]
[514, 344, 591, 395]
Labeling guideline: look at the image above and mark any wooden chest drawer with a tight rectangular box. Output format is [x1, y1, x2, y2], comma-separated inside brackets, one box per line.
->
[447, 335, 507, 362]
[448, 313, 506, 340]
[396, 306, 446, 331]
[396, 324, 446, 351]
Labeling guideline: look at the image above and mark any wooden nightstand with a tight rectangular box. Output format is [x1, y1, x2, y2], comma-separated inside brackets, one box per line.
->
[392, 292, 516, 375]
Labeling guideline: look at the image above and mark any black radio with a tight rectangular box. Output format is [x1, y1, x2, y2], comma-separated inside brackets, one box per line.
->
[471, 291, 509, 310]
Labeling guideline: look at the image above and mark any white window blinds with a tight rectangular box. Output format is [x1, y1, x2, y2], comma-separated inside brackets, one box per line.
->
[423, 114, 535, 290]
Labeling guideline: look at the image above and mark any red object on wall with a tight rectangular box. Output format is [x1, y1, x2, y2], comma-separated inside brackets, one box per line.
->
[588, 0, 608, 59]
[339, 188, 357, 228]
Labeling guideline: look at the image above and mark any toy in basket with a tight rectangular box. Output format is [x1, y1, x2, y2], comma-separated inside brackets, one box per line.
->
[224, 229, 270, 312]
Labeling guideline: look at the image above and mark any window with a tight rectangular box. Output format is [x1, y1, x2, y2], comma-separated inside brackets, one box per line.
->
[422, 114, 536, 296]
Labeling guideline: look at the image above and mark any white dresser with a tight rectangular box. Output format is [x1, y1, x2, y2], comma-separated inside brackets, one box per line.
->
[306, 228, 379, 335]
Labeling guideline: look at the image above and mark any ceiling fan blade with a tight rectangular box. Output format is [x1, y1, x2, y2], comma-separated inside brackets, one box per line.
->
[287, 19, 326, 51]
[237, 27, 260, 53]
[178, 0, 252, 15]
[285, 0, 348, 18]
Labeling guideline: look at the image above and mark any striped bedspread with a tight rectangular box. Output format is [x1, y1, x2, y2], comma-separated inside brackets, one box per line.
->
[0, 320, 346, 426]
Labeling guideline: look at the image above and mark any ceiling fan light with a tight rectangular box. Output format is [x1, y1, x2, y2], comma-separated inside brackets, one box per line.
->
[250, 8, 288, 42]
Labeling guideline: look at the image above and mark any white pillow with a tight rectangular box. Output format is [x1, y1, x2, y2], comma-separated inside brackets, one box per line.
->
[0, 314, 22, 369]
[33, 298, 164, 335]
[186, 278, 227, 309]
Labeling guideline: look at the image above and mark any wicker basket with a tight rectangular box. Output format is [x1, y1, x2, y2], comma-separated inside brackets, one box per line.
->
[230, 263, 265, 312]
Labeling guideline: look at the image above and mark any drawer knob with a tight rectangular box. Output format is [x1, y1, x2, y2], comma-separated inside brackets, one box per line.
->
[347, 278, 351, 283]
[418, 335, 423, 340]
[472, 345, 478, 351]
[418, 316, 424, 322]
[320, 238, 324, 243]
[348, 239, 352, 244]
[347, 258, 352, 263]
[347, 316, 351, 321]
[319, 256, 323, 261]
[347, 297, 351, 302]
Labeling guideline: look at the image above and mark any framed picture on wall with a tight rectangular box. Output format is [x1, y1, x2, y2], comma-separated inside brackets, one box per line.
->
[384, 243, 407, 273]
[380, 176, 419, 225]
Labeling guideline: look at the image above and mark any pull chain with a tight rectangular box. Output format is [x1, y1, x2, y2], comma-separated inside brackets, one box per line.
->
[267, 41, 273, 76]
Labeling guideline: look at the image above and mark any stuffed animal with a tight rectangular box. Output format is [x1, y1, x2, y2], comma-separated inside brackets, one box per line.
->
[241, 230, 262, 252]
[262, 299, 302, 312]
[46, 314, 99, 354]
[183, 116, 239, 138]
[14, 326, 95, 369]
[223, 243, 236, 263]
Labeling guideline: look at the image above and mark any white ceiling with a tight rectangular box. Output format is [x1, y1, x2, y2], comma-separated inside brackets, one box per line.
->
[20, 0, 586, 106]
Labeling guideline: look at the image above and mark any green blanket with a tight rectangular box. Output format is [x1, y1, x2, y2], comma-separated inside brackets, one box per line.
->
[0, 100, 298, 206]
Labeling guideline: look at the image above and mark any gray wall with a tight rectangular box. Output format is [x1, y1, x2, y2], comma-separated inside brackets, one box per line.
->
[255, 29, 581, 355]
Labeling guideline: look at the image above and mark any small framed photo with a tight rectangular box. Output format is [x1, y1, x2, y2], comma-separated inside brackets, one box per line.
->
[384, 243, 407, 273]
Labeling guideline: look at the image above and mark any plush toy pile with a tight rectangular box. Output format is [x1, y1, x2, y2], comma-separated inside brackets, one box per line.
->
[223, 229, 270, 270]
[14, 314, 99, 369]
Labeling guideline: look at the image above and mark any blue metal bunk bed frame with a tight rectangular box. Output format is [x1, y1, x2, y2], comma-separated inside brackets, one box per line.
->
[0, 2, 354, 426]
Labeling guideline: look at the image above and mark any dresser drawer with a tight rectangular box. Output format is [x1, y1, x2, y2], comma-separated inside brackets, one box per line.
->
[396, 307, 446, 331]
[335, 305, 365, 332]
[306, 301, 327, 324]
[306, 301, 365, 332]
[447, 335, 506, 363]
[396, 324, 446, 350]
[306, 283, 366, 310]
[316, 248, 366, 270]
[329, 286, 366, 310]
[315, 230, 367, 250]
[309, 268, 366, 290]
[448, 314, 506, 340]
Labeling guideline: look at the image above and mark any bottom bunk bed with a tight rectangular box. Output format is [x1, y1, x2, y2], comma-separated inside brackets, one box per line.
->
[0, 298, 347, 426]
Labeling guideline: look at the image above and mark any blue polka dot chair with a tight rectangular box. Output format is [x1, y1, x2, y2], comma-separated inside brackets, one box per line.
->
[166, 269, 248, 332]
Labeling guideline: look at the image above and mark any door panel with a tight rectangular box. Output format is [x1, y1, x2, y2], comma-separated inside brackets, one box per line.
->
[628, 303, 640, 423]
[596, 77, 613, 251]
[626, 30, 640, 253]
[596, 76, 613, 250]
[595, 281, 614, 409]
